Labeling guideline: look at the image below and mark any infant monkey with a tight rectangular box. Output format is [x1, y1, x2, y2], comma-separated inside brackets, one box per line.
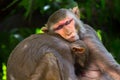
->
[70, 40, 89, 68]
[70, 40, 89, 76]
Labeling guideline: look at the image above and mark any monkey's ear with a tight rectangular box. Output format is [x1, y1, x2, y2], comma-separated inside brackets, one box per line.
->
[71, 6, 80, 18]
[41, 26, 48, 33]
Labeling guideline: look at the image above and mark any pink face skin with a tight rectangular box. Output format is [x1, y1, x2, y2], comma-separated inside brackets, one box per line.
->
[52, 17, 79, 42]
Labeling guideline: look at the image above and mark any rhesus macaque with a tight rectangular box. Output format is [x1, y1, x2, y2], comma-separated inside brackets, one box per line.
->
[7, 6, 120, 80]
[70, 40, 88, 68]
[7, 33, 78, 80]
[42, 7, 120, 80]
[70, 40, 89, 76]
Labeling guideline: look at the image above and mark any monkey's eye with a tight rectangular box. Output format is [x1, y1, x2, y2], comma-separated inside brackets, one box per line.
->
[65, 19, 73, 25]
[53, 25, 64, 31]
[53, 18, 73, 31]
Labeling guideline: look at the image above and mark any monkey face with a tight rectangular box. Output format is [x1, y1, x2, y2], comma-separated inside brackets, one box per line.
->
[52, 17, 79, 42]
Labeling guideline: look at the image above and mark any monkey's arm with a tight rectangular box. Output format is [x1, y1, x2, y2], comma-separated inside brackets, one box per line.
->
[80, 24, 120, 79]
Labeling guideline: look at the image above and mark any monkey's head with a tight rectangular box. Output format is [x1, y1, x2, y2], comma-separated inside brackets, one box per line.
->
[42, 7, 84, 42]
[70, 40, 89, 67]
[70, 40, 87, 55]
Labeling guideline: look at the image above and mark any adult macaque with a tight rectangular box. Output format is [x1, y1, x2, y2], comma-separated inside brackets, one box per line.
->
[42, 7, 120, 80]
[7, 33, 78, 80]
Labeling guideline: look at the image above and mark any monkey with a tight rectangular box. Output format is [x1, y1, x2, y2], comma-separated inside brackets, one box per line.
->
[7, 7, 120, 80]
[41, 7, 120, 80]
[70, 40, 88, 68]
[7, 33, 78, 80]
[69, 40, 89, 77]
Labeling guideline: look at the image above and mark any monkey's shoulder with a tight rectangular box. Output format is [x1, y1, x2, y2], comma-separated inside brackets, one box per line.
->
[11, 33, 69, 55]
[23, 33, 67, 46]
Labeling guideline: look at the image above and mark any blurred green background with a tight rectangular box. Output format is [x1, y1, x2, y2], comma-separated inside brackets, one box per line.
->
[0, 0, 120, 79]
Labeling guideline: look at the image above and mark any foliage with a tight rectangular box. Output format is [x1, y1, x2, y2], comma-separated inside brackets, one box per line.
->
[35, 28, 44, 34]
[97, 30, 102, 41]
[75, 0, 120, 63]
[0, 28, 35, 79]
[2, 63, 6, 80]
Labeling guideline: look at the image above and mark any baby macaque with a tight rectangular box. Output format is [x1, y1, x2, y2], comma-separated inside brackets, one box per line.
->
[70, 40, 89, 68]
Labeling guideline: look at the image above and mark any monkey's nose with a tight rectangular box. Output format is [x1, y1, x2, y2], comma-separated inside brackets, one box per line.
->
[65, 29, 71, 34]
[66, 31, 72, 35]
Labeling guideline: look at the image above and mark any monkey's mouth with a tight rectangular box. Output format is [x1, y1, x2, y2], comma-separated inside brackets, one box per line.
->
[67, 35, 77, 42]
[70, 36, 75, 39]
